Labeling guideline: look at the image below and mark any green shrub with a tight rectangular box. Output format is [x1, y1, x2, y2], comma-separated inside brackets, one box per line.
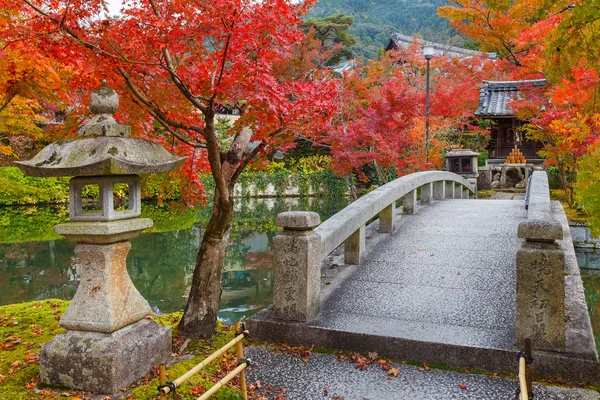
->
[0, 167, 69, 206]
[575, 143, 600, 236]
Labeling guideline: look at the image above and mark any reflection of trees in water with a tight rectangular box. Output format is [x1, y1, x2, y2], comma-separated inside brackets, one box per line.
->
[0, 239, 76, 304]
[0, 197, 351, 312]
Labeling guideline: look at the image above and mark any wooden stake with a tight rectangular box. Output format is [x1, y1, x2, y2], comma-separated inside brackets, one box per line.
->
[235, 321, 248, 400]
[525, 339, 533, 397]
[159, 364, 167, 400]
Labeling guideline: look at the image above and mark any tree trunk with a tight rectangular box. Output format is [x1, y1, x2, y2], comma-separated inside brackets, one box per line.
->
[178, 187, 234, 339]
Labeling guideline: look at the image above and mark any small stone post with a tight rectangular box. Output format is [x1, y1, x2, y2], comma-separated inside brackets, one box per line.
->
[433, 181, 445, 200]
[421, 182, 433, 205]
[403, 189, 417, 214]
[273, 211, 322, 322]
[444, 181, 454, 199]
[462, 186, 469, 199]
[379, 203, 396, 233]
[516, 172, 565, 351]
[345, 225, 365, 265]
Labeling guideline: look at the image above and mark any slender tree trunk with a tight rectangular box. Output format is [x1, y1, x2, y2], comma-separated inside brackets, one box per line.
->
[178, 186, 234, 339]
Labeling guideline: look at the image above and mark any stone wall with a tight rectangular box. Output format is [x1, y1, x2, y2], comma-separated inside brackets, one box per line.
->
[570, 223, 600, 249]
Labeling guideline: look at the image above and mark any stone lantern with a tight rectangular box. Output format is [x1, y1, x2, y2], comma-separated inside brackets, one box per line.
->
[444, 148, 479, 179]
[445, 148, 479, 194]
[16, 81, 186, 394]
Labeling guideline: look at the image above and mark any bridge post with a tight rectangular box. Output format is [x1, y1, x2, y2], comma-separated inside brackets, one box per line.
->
[421, 182, 433, 205]
[403, 190, 417, 214]
[272, 211, 322, 322]
[462, 186, 469, 199]
[379, 203, 396, 233]
[444, 181, 454, 199]
[433, 181, 445, 200]
[345, 225, 365, 265]
[516, 172, 565, 351]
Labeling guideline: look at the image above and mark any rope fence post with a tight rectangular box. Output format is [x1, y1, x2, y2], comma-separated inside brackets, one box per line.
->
[159, 364, 167, 400]
[157, 321, 250, 399]
[235, 321, 249, 400]
[516, 340, 534, 400]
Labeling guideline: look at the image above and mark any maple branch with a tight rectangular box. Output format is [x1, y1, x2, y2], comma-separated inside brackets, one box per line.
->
[152, 115, 207, 149]
[119, 67, 206, 145]
[0, 93, 18, 115]
[144, 0, 209, 112]
[550, 4, 575, 17]
[231, 140, 265, 183]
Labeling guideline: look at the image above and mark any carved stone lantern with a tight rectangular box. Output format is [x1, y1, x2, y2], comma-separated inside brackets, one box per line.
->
[444, 149, 479, 178]
[16, 81, 186, 394]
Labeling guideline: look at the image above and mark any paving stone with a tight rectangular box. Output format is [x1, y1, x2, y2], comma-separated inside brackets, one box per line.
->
[245, 346, 598, 400]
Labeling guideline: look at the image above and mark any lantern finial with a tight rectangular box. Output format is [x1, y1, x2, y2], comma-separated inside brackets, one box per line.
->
[78, 80, 131, 137]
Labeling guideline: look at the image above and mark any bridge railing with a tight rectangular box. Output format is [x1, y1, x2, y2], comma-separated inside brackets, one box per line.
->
[516, 171, 565, 351]
[271, 171, 475, 322]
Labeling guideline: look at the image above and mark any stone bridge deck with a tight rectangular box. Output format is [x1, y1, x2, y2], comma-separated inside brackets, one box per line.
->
[314, 199, 521, 351]
[249, 199, 598, 383]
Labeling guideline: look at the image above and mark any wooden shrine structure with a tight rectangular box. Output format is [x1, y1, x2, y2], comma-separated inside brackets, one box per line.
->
[475, 79, 546, 164]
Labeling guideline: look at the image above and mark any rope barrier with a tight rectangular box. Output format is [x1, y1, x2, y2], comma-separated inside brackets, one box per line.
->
[158, 321, 250, 400]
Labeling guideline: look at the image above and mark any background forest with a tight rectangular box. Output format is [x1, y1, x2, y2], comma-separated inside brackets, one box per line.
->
[306, 0, 467, 60]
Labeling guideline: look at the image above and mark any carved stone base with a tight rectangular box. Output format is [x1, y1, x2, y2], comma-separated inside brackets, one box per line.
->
[40, 319, 171, 394]
[60, 241, 151, 333]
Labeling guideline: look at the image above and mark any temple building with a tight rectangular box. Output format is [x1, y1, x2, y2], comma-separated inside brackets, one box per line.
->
[385, 31, 497, 59]
[475, 79, 546, 164]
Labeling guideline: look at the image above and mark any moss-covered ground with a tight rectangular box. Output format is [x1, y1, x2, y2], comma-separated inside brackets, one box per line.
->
[0, 300, 245, 400]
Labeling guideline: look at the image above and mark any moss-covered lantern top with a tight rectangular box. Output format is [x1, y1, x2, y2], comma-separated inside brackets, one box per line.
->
[16, 81, 186, 177]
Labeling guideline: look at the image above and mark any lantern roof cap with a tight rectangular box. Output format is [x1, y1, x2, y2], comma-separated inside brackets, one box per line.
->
[444, 148, 480, 158]
[16, 137, 186, 177]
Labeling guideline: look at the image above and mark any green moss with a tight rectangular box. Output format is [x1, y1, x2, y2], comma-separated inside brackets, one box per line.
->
[0, 301, 243, 400]
[0, 300, 69, 399]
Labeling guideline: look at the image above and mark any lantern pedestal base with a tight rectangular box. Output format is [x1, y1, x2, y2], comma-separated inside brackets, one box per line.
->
[59, 240, 152, 333]
[39, 319, 171, 394]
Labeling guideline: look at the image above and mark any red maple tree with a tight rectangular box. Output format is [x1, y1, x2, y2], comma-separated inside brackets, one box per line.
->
[1, 0, 336, 338]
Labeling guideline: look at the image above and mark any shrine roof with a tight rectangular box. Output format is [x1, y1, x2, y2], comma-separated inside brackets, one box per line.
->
[475, 79, 547, 117]
[385, 31, 497, 59]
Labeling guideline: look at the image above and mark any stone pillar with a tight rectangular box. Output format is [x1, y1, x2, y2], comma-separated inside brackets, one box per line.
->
[477, 167, 492, 190]
[444, 181, 454, 199]
[345, 225, 365, 265]
[403, 189, 417, 214]
[379, 202, 396, 233]
[421, 182, 433, 205]
[462, 186, 469, 199]
[41, 219, 172, 394]
[273, 211, 322, 322]
[433, 181, 445, 200]
[517, 220, 565, 351]
[60, 241, 151, 332]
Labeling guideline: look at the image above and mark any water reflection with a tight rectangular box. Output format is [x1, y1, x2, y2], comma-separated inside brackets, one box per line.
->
[578, 248, 600, 354]
[0, 196, 349, 323]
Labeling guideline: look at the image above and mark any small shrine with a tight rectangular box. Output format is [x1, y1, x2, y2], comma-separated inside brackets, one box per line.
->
[16, 81, 185, 394]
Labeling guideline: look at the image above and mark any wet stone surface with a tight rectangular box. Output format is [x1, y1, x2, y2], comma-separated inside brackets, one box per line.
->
[245, 346, 598, 400]
[312, 200, 525, 350]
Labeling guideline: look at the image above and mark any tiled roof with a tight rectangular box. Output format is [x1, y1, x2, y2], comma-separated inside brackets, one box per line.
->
[475, 79, 547, 117]
[386, 31, 497, 59]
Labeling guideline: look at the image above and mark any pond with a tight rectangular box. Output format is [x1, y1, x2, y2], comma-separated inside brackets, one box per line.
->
[0, 196, 350, 323]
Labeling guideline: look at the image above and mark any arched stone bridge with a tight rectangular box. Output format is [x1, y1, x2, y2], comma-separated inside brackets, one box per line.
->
[248, 171, 599, 384]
